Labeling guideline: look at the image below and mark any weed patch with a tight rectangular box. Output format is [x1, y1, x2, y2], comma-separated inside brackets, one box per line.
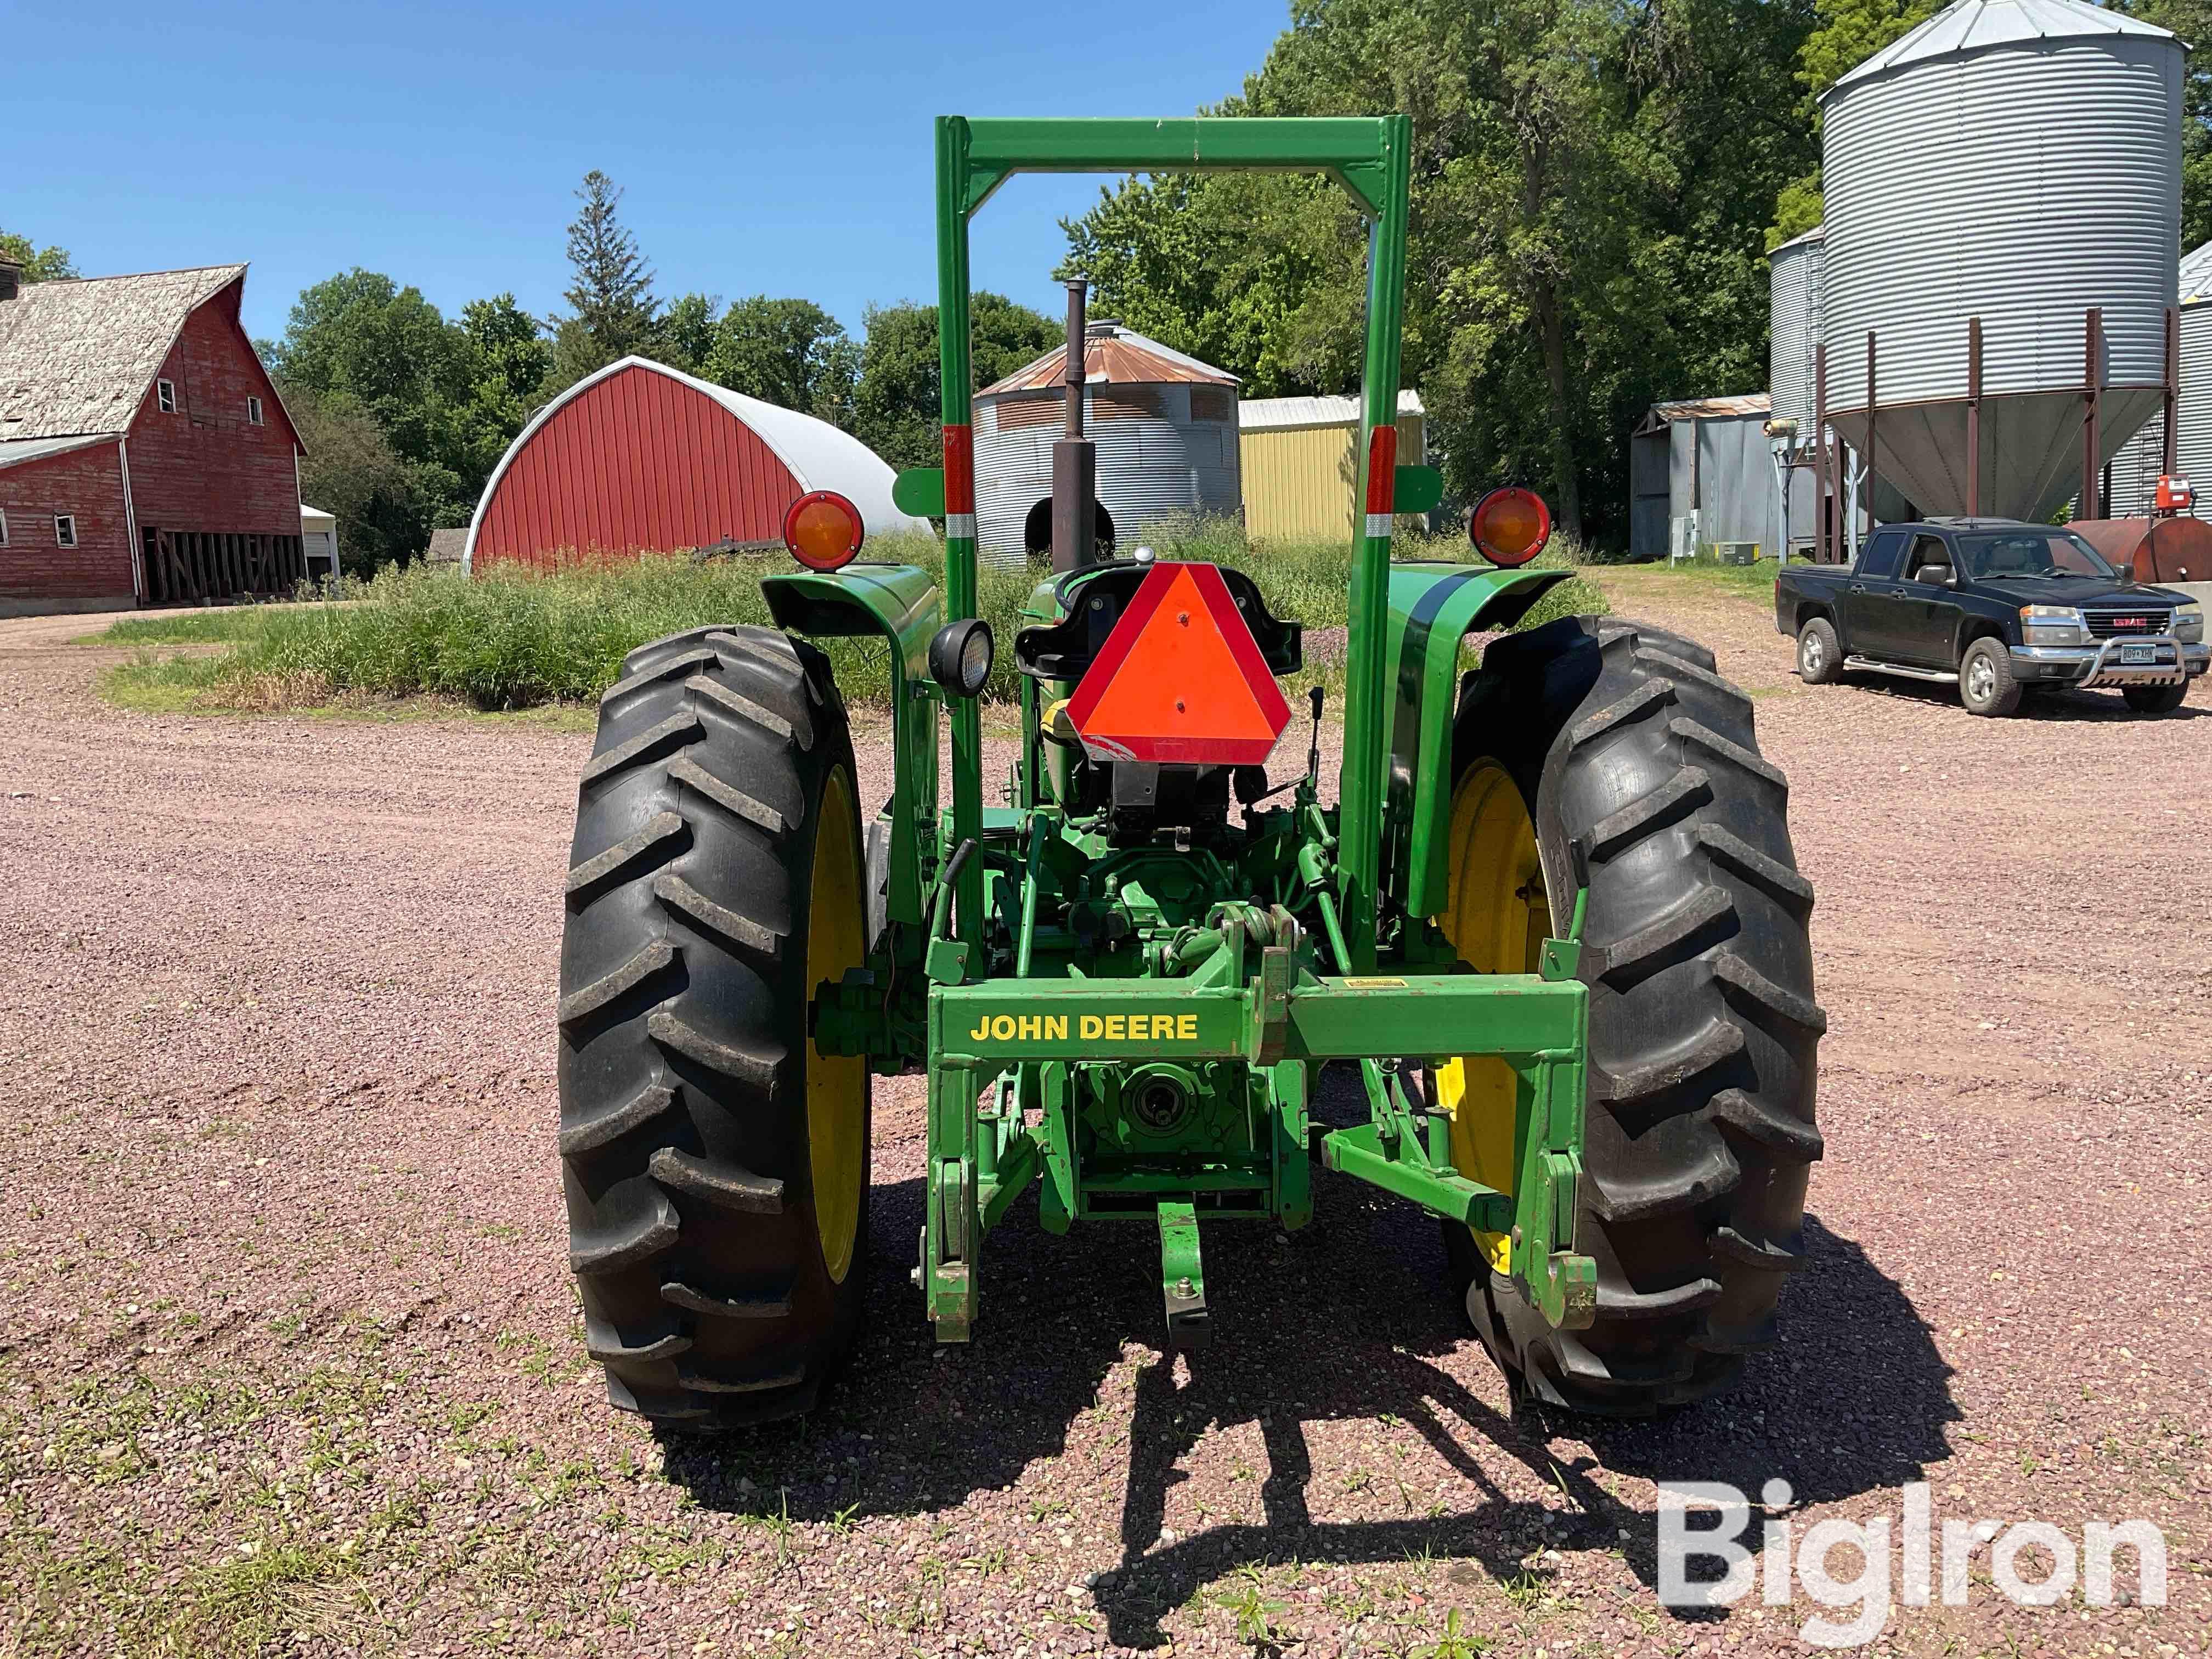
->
[97, 523, 1606, 716]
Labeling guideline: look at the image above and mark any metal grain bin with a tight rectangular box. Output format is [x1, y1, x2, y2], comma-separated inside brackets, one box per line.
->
[2108, 241, 2212, 517]
[1820, 0, 2183, 521]
[1768, 228, 1825, 435]
[974, 323, 1240, 569]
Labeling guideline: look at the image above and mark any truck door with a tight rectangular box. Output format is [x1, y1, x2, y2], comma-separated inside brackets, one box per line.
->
[1841, 528, 1910, 659]
[1896, 533, 1962, 666]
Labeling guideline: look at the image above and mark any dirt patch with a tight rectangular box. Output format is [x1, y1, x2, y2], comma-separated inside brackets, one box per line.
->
[0, 602, 2207, 1657]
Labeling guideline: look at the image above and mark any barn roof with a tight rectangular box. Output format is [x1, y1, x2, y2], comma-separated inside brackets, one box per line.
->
[980, 323, 1239, 397]
[0, 432, 120, 471]
[464, 356, 934, 572]
[0, 264, 250, 443]
[1239, 390, 1425, 432]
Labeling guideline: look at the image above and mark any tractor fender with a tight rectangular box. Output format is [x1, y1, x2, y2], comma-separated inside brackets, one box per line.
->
[764, 565, 943, 929]
[1383, 561, 1571, 921]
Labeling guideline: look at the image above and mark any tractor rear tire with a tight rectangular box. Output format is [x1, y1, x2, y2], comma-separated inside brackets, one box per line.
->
[558, 624, 871, 1426]
[1443, 615, 1825, 1416]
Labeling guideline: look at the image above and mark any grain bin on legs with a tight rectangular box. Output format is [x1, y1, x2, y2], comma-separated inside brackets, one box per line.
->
[973, 323, 1242, 569]
[1819, 0, 2184, 521]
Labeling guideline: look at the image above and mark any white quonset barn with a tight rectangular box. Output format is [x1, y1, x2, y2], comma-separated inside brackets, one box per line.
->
[972, 323, 1241, 569]
[465, 356, 930, 572]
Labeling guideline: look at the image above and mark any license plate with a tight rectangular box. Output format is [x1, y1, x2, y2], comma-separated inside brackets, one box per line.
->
[2120, 642, 2157, 665]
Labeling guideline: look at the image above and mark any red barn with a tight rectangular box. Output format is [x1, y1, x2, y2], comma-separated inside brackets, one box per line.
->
[465, 355, 931, 572]
[0, 259, 306, 615]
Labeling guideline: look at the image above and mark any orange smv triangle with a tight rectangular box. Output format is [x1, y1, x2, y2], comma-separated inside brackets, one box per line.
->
[1066, 562, 1292, 766]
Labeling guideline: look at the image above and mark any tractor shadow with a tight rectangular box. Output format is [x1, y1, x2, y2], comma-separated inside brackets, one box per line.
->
[658, 1130, 1956, 1648]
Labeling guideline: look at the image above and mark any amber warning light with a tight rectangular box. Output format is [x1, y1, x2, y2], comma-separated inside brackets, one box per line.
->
[1470, 487, 1552, 568]
[783, 491, 865, 571]
[1066, 562, 1291, 765]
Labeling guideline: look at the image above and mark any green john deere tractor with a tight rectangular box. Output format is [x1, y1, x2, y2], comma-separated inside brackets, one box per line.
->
[556, 115, 1825, 1425]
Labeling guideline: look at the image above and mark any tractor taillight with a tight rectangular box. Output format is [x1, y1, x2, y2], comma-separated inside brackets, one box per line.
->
[783, 491, 865, 571]
[1470, 487, 1552, 568]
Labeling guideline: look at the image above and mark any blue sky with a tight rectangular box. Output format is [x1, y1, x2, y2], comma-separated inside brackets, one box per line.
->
[9, 0, 1288, 345]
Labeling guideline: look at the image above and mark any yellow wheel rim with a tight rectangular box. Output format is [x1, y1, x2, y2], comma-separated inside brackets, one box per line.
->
[1436, 760, 1547, 1274]
[805, 767, 868, 1284]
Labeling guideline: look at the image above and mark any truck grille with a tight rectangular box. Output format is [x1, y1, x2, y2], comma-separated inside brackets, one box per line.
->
[2083, 610, 2168, 638]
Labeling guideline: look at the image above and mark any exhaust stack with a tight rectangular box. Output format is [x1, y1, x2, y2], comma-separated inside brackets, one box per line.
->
[1051, 279, 1098, 572]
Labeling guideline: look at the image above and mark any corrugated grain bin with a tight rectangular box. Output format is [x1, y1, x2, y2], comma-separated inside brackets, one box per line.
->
[466, 356, 930, 572]
[1768, 228, 1825, 436]
[1819, 0, 2183, 520]
[2107, 241, 2212, 517]
[973, 323, 1240, 570]
[1239, 391, 1425, 544]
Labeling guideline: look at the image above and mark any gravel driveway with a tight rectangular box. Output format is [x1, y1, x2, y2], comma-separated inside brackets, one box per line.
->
[1, 583, 2206, 1658]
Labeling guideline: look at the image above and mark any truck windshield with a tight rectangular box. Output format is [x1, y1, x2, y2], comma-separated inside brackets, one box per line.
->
[1953, 529, 2118, 581]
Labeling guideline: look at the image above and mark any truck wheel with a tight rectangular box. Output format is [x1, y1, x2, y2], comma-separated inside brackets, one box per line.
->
[2122, 682, 2188, 713]
[1959, 637, 2022, 716]
[559, 625, 871, 1426]
[1795, 617, 1843, 685]
[1440, 616, 1824, 1415]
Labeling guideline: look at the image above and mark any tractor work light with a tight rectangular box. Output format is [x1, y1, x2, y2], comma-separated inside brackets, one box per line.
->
[783, 490, 865, 571]
[1470, 487, 1552, 568]
[929, 618, 995, 698]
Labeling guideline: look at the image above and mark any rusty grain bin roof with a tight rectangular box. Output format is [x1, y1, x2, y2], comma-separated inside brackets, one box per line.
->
[979, 323, 1238, 396]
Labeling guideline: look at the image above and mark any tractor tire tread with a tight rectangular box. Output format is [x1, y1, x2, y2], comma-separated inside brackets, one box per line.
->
[1449, 614, 1821, 1416]
[560, 622, 867, 1427]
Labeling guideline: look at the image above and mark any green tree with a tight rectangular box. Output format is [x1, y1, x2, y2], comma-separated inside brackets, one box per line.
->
[1060, 0, 1816, 546]
[702, 296, 854, 417]
[655, 292, 723, 375]
[1765, 0, 1937, 246]
[269, 274, 548, 551]
[453, 293, 552, 486]
[280, 382, 456, 574]
[551, 170, 659, 386]
[852, 294, 1058, 470]
[0, 230, 77, 282]
[267, 269, 473, 470]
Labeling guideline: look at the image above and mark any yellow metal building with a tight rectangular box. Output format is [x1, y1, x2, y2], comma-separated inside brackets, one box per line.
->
[1238, 390, 1426, 543]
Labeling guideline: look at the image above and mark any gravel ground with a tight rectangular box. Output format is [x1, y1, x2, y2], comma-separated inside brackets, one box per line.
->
[1, 581, 2207, 1658]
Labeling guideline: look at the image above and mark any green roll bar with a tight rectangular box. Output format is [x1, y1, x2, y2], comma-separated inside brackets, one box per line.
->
[931, 114, 1413, 968]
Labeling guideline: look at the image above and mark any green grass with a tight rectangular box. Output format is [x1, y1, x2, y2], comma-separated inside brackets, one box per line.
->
[96, 520, 1606, 716]
[1598, 552, 1799, 603]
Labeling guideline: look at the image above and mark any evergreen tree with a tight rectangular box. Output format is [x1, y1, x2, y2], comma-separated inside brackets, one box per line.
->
[552, 170, 661, 385]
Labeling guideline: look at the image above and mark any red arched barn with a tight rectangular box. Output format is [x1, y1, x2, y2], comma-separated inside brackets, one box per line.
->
[465, 356, 931, 572]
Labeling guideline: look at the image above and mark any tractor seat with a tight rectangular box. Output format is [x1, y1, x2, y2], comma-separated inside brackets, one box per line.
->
[1013, 560, 1302, 683]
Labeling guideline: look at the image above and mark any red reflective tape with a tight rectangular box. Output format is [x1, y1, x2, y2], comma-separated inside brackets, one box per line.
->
[942, 424, 975, 517]
[1364, 424, 1398, 516]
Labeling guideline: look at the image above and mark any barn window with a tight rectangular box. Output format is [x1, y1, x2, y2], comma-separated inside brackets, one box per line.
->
[0, 510, 8, 546]
[55, 515, 77, 548]
[157, 380, 177, 413]
[247, 395, 264, 426]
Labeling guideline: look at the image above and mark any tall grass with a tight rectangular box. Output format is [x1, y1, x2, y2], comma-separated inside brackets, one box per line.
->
[102, 521, 1606, 714]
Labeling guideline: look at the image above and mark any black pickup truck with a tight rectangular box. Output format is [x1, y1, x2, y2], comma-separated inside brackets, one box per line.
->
[1774, 517, 2208, 715]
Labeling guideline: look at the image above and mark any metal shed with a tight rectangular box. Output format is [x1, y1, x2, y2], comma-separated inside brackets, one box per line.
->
[300, 503, 338, 581]
[974, 323, 1240, 569]
[1629, 395, 1801, 560]
[1238, 390, 1426, 544]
